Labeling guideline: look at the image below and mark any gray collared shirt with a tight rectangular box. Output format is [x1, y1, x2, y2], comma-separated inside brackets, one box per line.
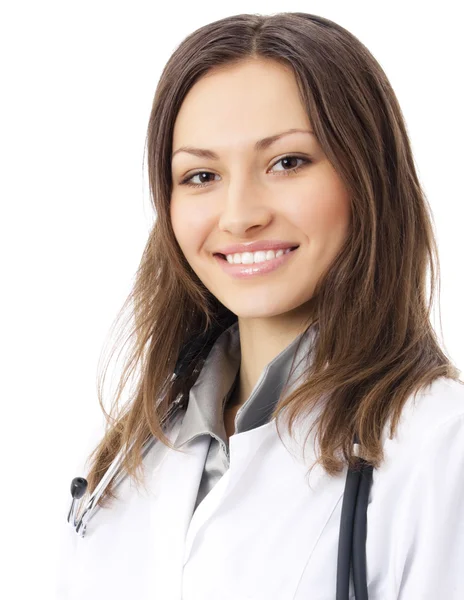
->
[173, 320, 319, 513]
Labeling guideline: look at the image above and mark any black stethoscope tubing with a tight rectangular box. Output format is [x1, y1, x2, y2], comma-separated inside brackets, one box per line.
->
[337, 433, 373, 599]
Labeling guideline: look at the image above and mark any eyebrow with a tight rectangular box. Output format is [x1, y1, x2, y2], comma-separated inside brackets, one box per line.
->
[171, 128, 315, 161]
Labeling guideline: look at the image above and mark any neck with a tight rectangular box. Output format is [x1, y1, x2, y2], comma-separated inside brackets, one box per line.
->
[231, 309, 316, 411]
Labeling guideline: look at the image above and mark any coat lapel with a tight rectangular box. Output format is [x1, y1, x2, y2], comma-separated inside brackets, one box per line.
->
[149, 416, 212, 599]
[147, 409, 347, 599]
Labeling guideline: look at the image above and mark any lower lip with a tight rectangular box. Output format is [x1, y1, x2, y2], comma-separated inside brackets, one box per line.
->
[213, 247, 299, 279]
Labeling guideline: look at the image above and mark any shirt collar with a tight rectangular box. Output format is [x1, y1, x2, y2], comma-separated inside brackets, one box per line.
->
[174, 319, 319, 450]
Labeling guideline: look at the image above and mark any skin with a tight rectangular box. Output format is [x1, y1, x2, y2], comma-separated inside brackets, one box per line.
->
[170, 58, 351, 434]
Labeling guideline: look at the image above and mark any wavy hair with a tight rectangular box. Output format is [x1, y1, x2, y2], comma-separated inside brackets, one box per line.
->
[83, 12, 462, 508]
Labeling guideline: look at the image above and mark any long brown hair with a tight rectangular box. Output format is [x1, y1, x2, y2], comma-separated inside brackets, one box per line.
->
[83, 12, 462, 508]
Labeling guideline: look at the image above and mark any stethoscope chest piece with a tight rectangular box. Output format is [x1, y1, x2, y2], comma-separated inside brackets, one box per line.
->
[67, 477, 89, 536]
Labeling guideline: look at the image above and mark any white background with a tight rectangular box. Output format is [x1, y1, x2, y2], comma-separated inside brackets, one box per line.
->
[0, 1, 462, 598]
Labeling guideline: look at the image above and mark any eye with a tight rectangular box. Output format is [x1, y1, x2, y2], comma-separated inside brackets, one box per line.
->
[178, 154, 312, 189]
[271, 155, 307, 173]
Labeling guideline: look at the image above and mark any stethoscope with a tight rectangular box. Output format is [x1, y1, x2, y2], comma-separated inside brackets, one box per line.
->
[67, 319, 374, 599]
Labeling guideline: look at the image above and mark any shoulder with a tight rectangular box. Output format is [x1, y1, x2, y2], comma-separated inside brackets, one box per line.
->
[370, 375, 464, 518]
[383, 376, 464, 455]
[369, 376, 464, 598]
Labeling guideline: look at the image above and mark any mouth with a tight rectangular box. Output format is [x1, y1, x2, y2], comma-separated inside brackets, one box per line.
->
[214, 246, 299, 261]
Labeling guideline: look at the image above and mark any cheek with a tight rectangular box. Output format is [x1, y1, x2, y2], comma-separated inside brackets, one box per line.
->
[291, 174, 351, 245]
[170, 197, 212, 257]
[170, 198, 189, 256]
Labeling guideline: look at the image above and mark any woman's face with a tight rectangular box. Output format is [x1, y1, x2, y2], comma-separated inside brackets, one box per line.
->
[170, 58, 351, 321]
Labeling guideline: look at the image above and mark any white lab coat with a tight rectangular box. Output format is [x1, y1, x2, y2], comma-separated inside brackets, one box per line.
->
[56, 376, 464, 599]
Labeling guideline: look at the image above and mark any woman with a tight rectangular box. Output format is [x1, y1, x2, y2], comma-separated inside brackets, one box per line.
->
[57, 12, 464, 600]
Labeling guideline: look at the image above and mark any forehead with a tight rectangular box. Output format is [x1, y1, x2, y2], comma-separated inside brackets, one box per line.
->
[171, 59, 312, 159]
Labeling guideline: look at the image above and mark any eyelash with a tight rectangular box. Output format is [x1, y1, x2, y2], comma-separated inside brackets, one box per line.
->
[179, 154, 312, 189]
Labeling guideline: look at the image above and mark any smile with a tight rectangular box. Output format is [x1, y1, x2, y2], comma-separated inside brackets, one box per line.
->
[214, 246, 298, 279]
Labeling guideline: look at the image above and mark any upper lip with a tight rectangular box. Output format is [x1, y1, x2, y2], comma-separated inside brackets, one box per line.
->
[213, 240, 299, 255]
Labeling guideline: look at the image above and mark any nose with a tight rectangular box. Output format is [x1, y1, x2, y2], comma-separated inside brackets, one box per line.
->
[217, 178, 274, 237]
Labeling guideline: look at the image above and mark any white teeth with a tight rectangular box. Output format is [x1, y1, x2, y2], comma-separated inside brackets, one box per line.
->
[225, 248, 293, 264]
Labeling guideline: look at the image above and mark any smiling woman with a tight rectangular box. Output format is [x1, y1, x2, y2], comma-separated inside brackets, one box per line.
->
[60, 10, 464, 600]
